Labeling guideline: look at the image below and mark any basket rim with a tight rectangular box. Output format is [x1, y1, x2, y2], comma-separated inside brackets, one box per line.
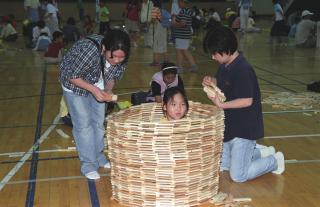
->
[107, 101, 224, 125]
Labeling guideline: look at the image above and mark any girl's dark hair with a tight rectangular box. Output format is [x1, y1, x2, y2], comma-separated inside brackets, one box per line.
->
[66, 17, 76, 25]
[161, 62, 178, 76]
[85, 15, 92, 21]
[163, 86, 189, 115]
[37, 20, 45, 29]
[203, 26, 237, 55]
[40, 32, 48, 36]
[52, 31, 63, 41]
[102, 29, 131, 64]
[272, 0, 280, 4]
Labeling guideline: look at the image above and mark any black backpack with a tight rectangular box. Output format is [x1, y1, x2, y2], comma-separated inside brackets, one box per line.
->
[307, 81, 320, 93]
[131, 91, 149, 105]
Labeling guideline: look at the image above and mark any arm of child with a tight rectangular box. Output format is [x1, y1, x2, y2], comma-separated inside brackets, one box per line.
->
[211, 97, 252, 109]
[105, 79, 118, 102]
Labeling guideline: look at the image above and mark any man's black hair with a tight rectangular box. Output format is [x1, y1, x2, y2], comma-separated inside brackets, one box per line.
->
[102, 29, 131, 64]
[203, 26, 238, 55]
[152, 0, 162, 8]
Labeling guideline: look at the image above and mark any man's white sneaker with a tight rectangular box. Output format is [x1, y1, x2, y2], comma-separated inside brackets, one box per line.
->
[260, 146, 276, 158]
[85, 171, 100, 180]
[103, 161, 111, 169]
[272, 152, 285, 175]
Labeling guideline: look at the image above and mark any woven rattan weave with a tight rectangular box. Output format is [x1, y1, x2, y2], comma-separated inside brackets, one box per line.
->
[106, 101, 224, 206]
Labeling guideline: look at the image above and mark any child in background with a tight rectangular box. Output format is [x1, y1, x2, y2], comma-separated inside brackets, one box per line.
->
[147, 62, 185, 103]
[33, 32, 51, 51]
[99, 0, 110, 35]
[149, 8, 170, 67]
[173, 0, 197, 73]
[162, 86, 189, 121]
[62, 17, 80, 43]
[202, 26, 285, 183]
[0, 16, 18, 42]
[270, 0, 289, 45]
[82, 15, 95, 36]
[246, 15, 261, 33]
[44, 30, 65, 62]
[32, 20, 51, 47]
[8, 14, 17, 30]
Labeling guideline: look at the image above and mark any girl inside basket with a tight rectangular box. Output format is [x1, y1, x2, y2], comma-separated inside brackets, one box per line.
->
[161, 86, 189, 121]
[147, 62, 185, 103]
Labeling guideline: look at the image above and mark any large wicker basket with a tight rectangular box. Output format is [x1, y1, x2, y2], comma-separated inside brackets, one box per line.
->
[106, 101, 224, 207]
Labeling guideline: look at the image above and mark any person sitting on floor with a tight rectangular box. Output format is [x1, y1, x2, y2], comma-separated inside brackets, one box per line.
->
[62, 17, 80, 43]
[44, 30, 65, 62]
[147, 62, 185, 103]
[295, 10, 316, 48]
[0, 16, 18, 42]
[33, 31, 51, 51]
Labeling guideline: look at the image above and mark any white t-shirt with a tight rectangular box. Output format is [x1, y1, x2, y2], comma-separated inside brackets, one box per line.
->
[24, 0, 40, 9]
[295, 19, 316, 44]
[32, 26, 51, 41]
[248, 17, 255, 28]
[1, 24, 17, 38]
[212, 12, 221, 22]
[46, 3, 59, 18]
[274, 3, 284, 21]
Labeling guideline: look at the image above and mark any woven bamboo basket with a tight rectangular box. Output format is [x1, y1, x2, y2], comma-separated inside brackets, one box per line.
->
[106, 101, 224, 207]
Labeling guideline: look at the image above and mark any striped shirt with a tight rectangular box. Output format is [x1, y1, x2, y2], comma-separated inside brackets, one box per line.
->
[59, 34, 126, 96]
[175, 8, 193, 39]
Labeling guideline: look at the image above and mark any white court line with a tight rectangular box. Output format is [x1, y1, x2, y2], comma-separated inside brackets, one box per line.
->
[0, 114, 60, 191]
[7, 172, 110, 185]
[6, 159, 320, 185]
[8, 148, 77, 158]
[285, 159, 320, 164]
[2, 133, 319, 158]
[263, 109, 319, 114]
[0, 148, 110, 158]
[265, 134, 320, 139]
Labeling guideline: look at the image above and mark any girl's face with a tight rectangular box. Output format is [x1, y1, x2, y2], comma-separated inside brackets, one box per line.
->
[163, 93, 187, 121]
[104, 49, 126, 65]
[163, 73, 176, 85]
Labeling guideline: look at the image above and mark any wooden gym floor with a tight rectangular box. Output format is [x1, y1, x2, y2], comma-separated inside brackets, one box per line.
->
[0, 25, 319, 207]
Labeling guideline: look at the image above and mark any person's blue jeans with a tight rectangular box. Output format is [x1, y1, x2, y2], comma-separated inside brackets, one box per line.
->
[29, 8, 39, 23]
[63, 90, 108, 175]
[220, 137, 277, 182]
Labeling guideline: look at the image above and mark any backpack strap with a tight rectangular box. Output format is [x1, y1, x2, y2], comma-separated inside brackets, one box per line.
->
[86, 37, 105, 77]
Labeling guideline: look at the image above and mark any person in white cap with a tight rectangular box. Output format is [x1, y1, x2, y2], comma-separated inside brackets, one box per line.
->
[295, 10, 316, 48]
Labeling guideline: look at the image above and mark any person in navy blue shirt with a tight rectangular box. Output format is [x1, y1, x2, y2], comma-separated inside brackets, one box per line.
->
[202, 26, 285, 182]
